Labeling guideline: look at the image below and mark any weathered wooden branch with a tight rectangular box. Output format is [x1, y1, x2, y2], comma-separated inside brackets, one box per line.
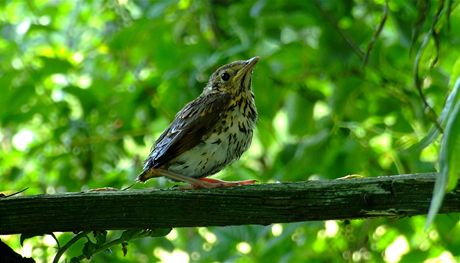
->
[1, 173, 459, 235]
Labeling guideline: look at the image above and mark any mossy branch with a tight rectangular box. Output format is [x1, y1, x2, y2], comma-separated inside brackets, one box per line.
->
[1, 173, 459, 235]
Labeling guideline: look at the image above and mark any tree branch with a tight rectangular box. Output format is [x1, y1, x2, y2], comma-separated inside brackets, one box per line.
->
[1, 173, 458, 235]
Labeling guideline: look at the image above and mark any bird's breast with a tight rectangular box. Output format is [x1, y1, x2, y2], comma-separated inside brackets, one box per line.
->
[167, 97, 257, 178]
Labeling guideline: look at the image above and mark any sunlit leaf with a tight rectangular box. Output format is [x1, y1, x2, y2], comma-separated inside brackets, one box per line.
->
[440, 101, 460, 192]
[20, 233, 43, 246]
[426, 81, 460, 229]
[414, 77, 460, 151]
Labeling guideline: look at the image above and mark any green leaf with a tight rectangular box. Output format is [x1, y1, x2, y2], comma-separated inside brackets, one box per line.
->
[451, 51, 460, 82]
[414, 77, 460, 151]
[285, 92, 314, 136]
[20, 233, 43, 246]
[440, 78, 460, 128]
[442, 101, 460, 191]
[147, 228, 172, 237]
[426, 79, 460, 229]
[37, 56, 73, 75]
[93, 230, 107, 245]
[63, 85, 99, 115]
[82, 240, 97, 259]
[122, 241, 128, 256]
[121, 228, 172, 241]
[120, 229, 143, 241]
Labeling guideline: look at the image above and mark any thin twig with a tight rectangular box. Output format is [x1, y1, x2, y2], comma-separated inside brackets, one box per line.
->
[430, 0, 446, 68]
[313, 0, 365, 60]
[410, 0, 431, 55]
[53, 231, 90, 263]
[362, 1, 389, 67]
[430, 28, 440, 68]
[446, 0, 453, 31]
[413, 0, 445, 133]
[0, 188, 29, 198]
[74, 237, 122, 261]
[50, 233, 61, 250]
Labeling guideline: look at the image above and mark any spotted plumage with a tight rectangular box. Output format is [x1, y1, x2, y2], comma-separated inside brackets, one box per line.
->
[138, 57, 259, 188]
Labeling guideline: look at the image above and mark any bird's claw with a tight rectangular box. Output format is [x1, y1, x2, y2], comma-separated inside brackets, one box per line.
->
[178, 178, 257, 190]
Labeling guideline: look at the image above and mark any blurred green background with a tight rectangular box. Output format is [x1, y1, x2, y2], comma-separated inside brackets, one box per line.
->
[1, 0, 460, 262]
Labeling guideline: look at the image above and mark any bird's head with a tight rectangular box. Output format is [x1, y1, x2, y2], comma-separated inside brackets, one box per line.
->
[204, 56, 259, 96]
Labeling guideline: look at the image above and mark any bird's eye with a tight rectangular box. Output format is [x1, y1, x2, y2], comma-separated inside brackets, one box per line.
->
[221, 72, 230, 81]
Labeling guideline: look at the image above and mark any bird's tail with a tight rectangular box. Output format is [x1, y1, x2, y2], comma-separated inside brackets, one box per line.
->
[137, 168, 161, 182]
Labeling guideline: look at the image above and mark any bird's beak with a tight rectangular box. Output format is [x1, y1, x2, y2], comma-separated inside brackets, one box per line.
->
[244, 56, 259, 72]
[235, 56, 259, 88]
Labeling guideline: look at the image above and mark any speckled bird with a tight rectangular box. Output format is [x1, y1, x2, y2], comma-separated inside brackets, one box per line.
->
[138, 57, 259, 188]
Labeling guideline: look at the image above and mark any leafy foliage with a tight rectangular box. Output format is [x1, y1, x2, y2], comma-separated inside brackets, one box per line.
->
[51, 229, 172, 263]
[1, 0, 460, 262]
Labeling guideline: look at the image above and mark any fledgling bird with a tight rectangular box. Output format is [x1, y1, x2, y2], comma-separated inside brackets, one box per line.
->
[138, 57, 259, 188]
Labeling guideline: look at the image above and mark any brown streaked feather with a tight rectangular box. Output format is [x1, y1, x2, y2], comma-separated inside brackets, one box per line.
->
[143, 91, 232, 171]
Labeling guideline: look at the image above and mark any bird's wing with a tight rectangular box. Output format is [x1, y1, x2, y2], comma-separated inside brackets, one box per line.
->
[145, 92, 232, 169]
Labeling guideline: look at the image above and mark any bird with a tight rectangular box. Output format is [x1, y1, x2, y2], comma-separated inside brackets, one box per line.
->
[137, 57, 259, 189]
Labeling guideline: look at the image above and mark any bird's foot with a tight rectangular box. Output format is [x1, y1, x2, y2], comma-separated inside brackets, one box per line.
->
[85, 187, 119, 192]
[336, 174, 365, 180]
[148, 168, 256, 190]
[199, 177, 257, 186]
[179, 178, 257, 190]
